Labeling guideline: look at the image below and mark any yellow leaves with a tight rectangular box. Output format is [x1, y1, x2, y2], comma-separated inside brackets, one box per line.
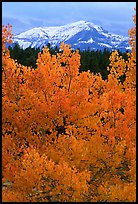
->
[115, 140, 126, 154]
[2, 189, 27, 202]
[109, 182, 136, 202]
[14, 145, 90, 202]
[59, 42, 71, 53]
[128, 9, 136, 57]
[98, 182, 110, 201]
[2, 18, 136, 202]
[97, 177, 136, 202]
[2, 24, 13, 56]
[108, 51, 127, 79]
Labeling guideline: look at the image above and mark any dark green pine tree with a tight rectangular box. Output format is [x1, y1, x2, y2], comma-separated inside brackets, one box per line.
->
[8, 43, 129, 80]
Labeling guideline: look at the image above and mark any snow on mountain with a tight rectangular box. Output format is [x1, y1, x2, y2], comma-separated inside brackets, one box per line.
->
[12, 20, 130, 51]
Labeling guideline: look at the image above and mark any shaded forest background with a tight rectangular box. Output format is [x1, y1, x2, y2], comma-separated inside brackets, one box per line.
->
[8, 43, 129, 80]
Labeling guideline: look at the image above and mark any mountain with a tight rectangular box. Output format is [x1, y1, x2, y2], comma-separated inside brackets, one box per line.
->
[12, 20, 131, 52]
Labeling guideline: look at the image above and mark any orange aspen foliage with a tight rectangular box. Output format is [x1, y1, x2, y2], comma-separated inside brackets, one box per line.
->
[2, 9, 136, 202]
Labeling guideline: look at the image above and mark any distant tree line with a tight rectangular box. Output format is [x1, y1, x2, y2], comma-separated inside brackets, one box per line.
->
[8, 42, 129, 80]
[8, 43, 41, 69]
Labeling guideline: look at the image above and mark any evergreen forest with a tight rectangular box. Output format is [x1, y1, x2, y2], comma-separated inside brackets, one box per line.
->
[8, 43, 129, 80]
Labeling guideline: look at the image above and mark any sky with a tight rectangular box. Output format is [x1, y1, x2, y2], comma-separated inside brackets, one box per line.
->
[2, 2, 136, 36]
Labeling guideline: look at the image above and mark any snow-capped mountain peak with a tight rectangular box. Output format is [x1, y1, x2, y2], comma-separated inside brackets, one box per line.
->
[13, 20, 130, 51]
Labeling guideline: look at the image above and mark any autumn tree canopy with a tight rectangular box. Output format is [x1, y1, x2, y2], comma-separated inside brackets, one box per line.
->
[2, 11, 136, 202]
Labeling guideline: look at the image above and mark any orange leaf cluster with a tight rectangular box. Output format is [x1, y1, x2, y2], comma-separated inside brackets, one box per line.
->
[2, 11, 136, 202]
